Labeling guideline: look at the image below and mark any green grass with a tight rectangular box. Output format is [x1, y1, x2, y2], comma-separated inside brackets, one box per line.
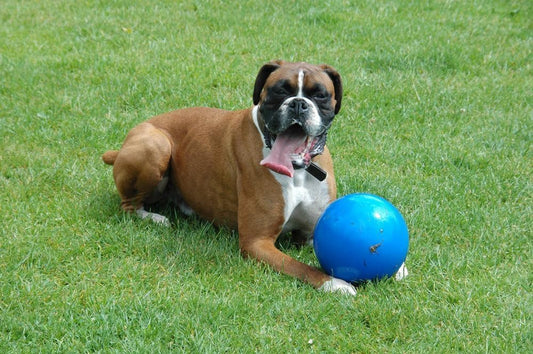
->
[1, 0, 531, 352]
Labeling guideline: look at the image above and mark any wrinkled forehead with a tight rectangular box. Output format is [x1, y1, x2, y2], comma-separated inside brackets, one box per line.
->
[266, 63, 334, 91]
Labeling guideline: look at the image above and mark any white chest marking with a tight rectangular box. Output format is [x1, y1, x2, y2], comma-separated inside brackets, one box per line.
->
[274, 168, 330, 234]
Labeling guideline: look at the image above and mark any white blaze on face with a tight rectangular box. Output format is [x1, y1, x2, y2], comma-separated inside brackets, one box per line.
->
[297, 70, 305, 98]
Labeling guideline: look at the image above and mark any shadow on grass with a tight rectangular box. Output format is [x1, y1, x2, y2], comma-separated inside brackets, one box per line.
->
[86, 187, 243, 257]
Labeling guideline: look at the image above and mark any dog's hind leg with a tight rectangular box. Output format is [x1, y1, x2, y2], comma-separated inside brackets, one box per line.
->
[107, 123, 173, 225]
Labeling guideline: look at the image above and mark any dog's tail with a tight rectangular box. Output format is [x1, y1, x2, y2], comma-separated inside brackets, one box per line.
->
[102, 150, 119, 165]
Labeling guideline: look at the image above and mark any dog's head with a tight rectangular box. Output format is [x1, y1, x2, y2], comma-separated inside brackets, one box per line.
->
[253, 61, 342, 177]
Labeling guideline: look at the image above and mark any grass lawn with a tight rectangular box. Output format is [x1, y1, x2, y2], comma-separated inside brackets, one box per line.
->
[1, 0, 531, 352]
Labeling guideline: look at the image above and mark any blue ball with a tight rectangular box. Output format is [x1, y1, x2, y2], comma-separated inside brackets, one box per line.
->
[313, 193, 409, 283]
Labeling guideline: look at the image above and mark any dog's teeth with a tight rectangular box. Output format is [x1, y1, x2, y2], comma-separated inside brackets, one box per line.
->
[305, 137, 313, 151]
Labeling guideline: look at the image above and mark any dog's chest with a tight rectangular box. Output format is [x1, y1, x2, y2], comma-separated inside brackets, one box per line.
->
[271, 168, 331, 234]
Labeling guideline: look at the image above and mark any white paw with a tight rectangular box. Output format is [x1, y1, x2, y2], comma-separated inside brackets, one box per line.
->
[319, 277, 357, 296]
[136, 207, 170, 226]
[394, 262, 409, 281]
[178, 200, 195, 216]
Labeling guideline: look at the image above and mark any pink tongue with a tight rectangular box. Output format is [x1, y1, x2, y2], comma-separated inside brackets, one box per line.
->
[260, 130, 307, 177]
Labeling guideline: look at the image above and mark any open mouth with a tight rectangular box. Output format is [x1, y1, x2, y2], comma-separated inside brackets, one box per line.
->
[260, 124, 326, 177]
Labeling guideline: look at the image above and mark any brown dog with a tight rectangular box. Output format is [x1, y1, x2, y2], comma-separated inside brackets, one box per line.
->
[103, 61, 358, 294]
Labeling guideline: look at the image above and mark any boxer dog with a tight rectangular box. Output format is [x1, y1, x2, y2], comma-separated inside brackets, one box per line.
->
[103, 61, 399, 295]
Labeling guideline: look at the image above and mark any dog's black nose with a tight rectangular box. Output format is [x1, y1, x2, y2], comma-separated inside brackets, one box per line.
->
[290, 98, 309, 115]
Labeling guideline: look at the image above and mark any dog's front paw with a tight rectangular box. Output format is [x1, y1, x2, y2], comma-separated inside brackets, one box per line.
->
[394, 262, 409, 281]
[319, 277, 357, 296]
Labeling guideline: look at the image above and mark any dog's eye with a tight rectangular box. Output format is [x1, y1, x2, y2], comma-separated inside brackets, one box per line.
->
[309, 85, 329, 100]
[270, 80, 294, 97]
[272, 86, 290, 96]
[312, 90, 328, 100]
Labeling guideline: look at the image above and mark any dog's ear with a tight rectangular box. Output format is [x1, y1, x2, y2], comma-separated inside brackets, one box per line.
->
[253, 60, 284, 105]
[321, 64, 343, 114]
